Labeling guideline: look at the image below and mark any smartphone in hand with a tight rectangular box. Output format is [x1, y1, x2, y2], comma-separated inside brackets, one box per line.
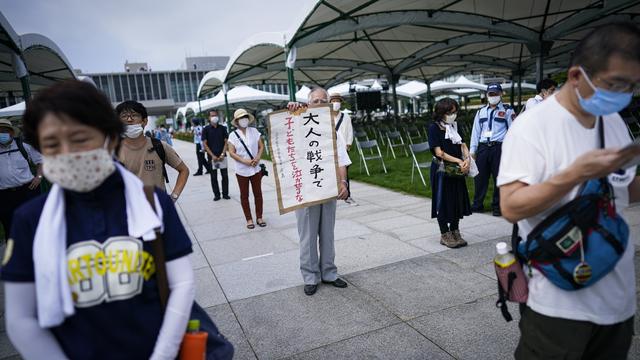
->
[620, 138, 640, 169]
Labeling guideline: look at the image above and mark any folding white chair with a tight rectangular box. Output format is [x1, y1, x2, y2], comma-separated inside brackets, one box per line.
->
[386, 130, 408, 159]
[409, 141, 432, 187]
[356, 139, 387, 176]
[403, 125, 424, 145]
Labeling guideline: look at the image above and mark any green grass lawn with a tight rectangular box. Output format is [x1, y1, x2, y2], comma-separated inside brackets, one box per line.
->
[176, 132, 496, 211]
[346, 143, 496, 211]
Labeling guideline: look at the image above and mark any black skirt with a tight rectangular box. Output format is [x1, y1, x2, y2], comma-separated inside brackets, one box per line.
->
[430, 161, 471, 221]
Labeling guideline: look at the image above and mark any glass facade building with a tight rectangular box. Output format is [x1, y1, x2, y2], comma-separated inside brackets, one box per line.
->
[0, 70, 290, 112]
[86, 70, 211, 104]
[84, 71, 289, 105]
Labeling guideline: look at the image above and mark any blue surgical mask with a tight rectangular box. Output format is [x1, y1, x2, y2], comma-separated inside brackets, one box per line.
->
[576, 66, 633, 116]
[0, 133, 11, 144]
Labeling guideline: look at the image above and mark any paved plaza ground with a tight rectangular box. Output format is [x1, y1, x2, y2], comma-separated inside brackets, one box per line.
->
[0, 138, 638, 359]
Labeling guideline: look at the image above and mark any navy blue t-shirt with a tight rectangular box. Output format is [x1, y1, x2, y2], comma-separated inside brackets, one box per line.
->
[201, 124, 228, 156]
[1, 171, 192, 359]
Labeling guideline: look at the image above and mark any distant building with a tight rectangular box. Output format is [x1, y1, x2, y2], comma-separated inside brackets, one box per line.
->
[86, 68, 213, 116]
[124, 61, 149, 73]
[186, 56, 229, 71]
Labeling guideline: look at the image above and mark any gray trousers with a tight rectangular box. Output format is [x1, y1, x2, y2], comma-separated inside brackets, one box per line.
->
[295, 200, 338, 285]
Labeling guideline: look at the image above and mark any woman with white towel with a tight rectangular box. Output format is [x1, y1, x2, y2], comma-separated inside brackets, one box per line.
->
[427, 98, 472, 249]
[1, 80, 195, 360]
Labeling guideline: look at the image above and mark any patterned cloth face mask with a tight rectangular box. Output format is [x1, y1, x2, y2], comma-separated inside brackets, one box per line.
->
[42, 138, 116, 192]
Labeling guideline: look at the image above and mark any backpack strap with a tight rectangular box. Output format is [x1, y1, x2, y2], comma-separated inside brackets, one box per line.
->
[15, 138, 36, 176]
[233, 131, 255, 159]
[143, 186, 170, 309]
[336, 113, 344, 131]
[150, 137, 169, 183]
[496, 273, 515, 322]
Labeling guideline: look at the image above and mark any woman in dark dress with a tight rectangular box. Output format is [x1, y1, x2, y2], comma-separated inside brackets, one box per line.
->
[427, 98, 472, 248]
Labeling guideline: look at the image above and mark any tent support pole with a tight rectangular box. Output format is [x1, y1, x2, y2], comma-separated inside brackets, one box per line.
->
[426, 82, 432, 115]
[517, 72, 523, 111]
[287, 67, 296, 102]
[223, 83, 232, 129]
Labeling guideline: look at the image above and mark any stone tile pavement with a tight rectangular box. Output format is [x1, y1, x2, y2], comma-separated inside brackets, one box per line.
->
[0, 139, 638, 359]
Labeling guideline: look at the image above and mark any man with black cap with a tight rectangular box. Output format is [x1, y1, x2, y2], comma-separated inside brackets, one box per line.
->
[0, 119, 43, 240]
[469, 83, 515, 216]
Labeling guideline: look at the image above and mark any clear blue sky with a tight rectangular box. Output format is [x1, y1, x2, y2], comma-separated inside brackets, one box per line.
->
[1, 0, 315, 73]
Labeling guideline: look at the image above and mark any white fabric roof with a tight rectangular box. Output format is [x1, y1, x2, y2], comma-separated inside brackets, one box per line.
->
[0, 76, 96, 118]
[0, 101, 24, 117]
[199, 0, 639, 94]
[295, 85, 311, 102]
[395, 76, 538, 98]
[326, 82, 368, 97]
[396, 81, 428, 98]
[185, 85, 290, 115]
[0, 11, 76, 97]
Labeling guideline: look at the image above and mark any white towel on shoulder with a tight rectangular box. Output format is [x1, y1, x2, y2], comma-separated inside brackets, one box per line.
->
[33, 163, 163, 328]
[443, 122, 463, 145]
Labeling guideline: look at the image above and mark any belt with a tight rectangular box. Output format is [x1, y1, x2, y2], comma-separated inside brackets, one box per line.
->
[0, 182, 31, 192]
[479, 141, 502, 147]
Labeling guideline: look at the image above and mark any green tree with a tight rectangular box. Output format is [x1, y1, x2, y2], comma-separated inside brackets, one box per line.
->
[155, 115, 167, 127]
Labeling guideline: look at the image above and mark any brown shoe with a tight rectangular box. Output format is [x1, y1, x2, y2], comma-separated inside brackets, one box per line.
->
[439, 232, 459, 248]
[451, 229, 468, 247]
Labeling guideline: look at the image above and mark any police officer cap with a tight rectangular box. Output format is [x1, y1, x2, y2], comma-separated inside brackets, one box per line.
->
[486, 83, 502, 93]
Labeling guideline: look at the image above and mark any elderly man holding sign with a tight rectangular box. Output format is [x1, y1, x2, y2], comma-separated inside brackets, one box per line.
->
[268, 87, 350, 296]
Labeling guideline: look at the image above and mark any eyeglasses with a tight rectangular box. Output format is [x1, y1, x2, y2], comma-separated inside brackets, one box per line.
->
[582, 67, 639, 93]
[592, 76, 639, 93]
[119, 113, 142, 121]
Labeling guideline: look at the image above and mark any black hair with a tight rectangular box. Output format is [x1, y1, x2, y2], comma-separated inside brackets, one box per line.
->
[536, 78, 558, 93]
[23, 80, 123, 150]
[433, 98, 459, 122]
[115, 100, 148, 119]
[570, 22, 640, 74]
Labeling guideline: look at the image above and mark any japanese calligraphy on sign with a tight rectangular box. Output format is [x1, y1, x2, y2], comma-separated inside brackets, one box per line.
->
[267, 104, 339, 214]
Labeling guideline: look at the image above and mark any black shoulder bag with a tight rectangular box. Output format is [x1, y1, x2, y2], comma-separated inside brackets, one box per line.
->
[233, 131, 268, 177]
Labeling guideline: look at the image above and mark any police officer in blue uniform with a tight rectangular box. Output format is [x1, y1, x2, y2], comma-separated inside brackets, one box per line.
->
[469, 83, 515, 216]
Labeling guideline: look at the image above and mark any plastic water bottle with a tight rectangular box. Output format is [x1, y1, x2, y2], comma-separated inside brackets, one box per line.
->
[179, 319, 208, 360]
[494, 242, 516, 268]
[494, 242, 528, 304]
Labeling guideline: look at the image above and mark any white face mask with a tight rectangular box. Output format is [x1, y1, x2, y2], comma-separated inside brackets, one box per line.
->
[488, 95, 501, 105]
[444, 114, 457, 124]
[210, 116, 219, 124]
[43, 139, 116, 193]
[332, 102, 341, 111]
[124, 124, 143, 138]
[238, 118, 249, 128]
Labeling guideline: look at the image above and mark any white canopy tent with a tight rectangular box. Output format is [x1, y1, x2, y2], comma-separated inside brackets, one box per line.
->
[195, 0, 638, 115]
[0, 76, 97, 118]
[326, 82, 369, 97]
[0, 11, 76, 98]
[395, 76, 538, 98]
[0, 101, 24, 117]
[185, 85, 290, 115]
[295, 85, 311, 102]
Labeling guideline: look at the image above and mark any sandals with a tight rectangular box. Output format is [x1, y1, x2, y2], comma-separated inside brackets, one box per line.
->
[246, 219, 266, 229]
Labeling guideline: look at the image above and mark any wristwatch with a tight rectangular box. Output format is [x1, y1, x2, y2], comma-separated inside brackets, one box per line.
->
[37, 175, 43, 179]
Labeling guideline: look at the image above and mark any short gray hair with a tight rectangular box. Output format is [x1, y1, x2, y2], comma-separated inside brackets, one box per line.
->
[307, 86, 328, 102]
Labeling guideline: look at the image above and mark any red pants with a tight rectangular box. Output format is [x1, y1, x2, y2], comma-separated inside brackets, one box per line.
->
[236, 172, 263, 221]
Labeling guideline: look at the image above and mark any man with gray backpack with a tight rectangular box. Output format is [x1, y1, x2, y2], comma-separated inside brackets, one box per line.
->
[498, 22, 640, 359]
